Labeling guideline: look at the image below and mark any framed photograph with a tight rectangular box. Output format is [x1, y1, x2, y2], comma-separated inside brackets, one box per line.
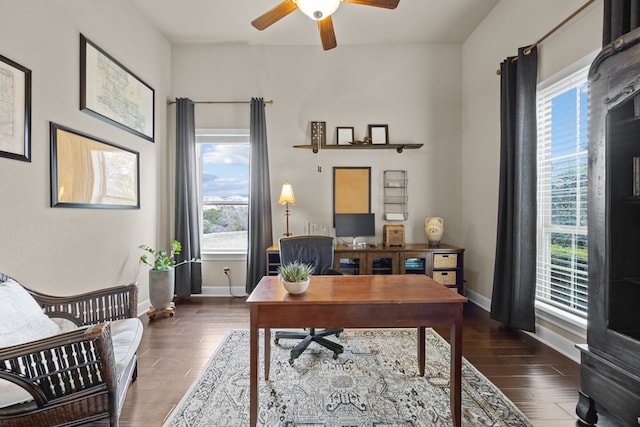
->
[333, 167, 371, 216]
[0, 54, 31, 162]
[336, 127, 354, 145]
[368, 124, 389, 145]
[80, 34, 155, 142]
[50, 122, 140, 209]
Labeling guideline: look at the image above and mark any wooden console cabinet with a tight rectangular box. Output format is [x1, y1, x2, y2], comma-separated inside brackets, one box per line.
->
[266, 243, 465, 295]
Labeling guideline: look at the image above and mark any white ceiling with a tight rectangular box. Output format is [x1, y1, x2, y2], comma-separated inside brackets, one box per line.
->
[131, 0, 499, 47]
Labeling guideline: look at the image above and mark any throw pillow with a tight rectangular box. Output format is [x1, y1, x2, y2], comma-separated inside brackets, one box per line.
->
[0, 278, 60, 348]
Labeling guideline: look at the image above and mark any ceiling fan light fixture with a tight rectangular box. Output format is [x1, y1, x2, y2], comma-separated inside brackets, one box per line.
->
[294, 0, 341, 21]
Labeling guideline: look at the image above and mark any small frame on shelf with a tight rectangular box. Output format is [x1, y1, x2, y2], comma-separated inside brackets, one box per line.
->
[0, 54, 31, 162]
[336, 127, 354, 145]
[50, 122, 140, 209]
[368, 124, 389, 145]
[80, 34, 155, 142]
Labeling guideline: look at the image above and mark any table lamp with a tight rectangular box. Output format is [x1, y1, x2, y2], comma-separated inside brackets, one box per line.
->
[278, 180, 297, 236]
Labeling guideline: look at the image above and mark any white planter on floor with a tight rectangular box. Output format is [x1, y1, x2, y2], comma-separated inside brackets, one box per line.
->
[149, 269, 175, 310]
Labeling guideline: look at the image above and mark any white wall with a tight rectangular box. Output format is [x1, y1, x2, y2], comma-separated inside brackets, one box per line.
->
[0, 1, 171, 301]
[460, 0, 602, 302]
[171, 44, 463, 290]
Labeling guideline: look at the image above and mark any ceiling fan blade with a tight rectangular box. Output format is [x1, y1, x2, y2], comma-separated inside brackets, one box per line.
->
[318, 17, 337, 51]
[251, 0, 298, 30]
[343, 0, 399, 9]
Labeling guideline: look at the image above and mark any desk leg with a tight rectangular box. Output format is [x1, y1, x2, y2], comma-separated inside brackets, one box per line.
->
[250, 310, 258, 427]
[450, 308, 463, 427]
[264, 327, 271, 380]
[417, 326, 425, 376]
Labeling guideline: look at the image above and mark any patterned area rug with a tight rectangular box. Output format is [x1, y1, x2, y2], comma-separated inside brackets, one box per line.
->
[164, 329, 533, 426]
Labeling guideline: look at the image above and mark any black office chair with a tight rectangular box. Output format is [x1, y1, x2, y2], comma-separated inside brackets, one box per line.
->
[275, 235, 344, 364]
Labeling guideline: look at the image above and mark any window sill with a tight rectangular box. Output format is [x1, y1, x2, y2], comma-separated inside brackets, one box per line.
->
[201, 251, 247, 261]
[534, 300, 587, 339]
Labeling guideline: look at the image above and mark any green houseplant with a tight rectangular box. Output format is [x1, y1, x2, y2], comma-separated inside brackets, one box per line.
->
[139, 240, 200, 313]
[139, 240, 199, 271]
[278, 261, 314, 294]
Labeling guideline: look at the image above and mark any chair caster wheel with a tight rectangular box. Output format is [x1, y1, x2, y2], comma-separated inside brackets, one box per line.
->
[289, 358, 294, 366]
[275, 339, 279, 345]
[333, 353, 339, 359]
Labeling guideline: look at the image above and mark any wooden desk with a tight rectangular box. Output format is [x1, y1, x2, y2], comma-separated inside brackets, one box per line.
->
[247, 274, 468, 427]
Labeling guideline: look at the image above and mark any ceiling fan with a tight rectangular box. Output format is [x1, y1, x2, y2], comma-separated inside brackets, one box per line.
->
[251, 0, 400, 51]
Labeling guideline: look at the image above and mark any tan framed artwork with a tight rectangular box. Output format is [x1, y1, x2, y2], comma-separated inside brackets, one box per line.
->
[333, 166, 371, 216]
[50, 122, 140, 209]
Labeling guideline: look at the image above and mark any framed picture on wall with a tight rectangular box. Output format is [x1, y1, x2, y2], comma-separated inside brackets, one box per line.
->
[368, 124, 389, 145]
[0, 54, 31, 162]
[50, 122, 140, 209]
[333, 166, 371, 217]
[80, 34, 155, 142]
[336, 127, 354, 145]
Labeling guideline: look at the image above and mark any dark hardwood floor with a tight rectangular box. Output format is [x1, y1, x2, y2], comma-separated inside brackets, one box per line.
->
[114, 297, 596, 426]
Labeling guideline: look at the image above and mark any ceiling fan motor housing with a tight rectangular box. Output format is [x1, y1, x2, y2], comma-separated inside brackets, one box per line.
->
[295, 0, 342, 21]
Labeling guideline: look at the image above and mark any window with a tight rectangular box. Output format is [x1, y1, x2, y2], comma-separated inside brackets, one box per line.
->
[196, 129, 250, 254]
[536, 64, 589, 317]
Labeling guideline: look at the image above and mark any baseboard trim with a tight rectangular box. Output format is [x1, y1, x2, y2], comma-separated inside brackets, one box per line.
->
[465, 289, 580, 363]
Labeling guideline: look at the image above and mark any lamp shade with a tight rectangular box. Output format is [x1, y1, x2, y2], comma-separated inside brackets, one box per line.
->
[278, 181, 297, 205]
[294, 0, 341, 20]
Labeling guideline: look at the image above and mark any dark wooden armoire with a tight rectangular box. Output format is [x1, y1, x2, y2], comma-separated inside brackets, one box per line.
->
[576, 28, 640, 426]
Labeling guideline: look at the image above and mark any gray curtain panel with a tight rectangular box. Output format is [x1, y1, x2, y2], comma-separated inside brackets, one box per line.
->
[603, 0, 640, 46]
[174, 98, 202, 296]
[245, 97, 273, 294]
[490, 46, 538, 332]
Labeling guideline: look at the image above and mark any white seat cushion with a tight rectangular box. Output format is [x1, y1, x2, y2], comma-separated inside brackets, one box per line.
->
[110, 318, 143, 379]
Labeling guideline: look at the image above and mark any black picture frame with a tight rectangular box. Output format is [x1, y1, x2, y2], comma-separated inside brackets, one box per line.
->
[80, 34, 155, 142]
[50, 122, 140, 209]
[0, 54, 31, 162]
[368, 124, 389, 145]
[336, 127, 355, 145]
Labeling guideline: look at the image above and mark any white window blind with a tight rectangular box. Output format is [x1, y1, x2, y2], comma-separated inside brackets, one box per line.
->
[536, 65, 589, 316]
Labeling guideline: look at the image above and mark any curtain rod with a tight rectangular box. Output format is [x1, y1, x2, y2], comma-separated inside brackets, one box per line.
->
[167, 99, 273, 105]
[496, 0, 596, 75]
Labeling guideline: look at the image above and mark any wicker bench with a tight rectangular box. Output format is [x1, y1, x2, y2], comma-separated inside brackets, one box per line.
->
[0, 273, 142, 427]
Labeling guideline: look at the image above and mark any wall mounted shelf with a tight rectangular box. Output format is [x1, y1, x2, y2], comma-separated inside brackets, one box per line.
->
[293, 143, 423, 153]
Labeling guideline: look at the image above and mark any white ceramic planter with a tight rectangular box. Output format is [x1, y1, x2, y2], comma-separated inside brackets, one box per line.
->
[282, 278, 310, 295]
[149, 269, 175, 310]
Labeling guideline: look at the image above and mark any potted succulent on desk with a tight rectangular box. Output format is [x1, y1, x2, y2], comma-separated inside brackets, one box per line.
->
[278, 261, 314, 295]
[139, 240, 200, 318]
